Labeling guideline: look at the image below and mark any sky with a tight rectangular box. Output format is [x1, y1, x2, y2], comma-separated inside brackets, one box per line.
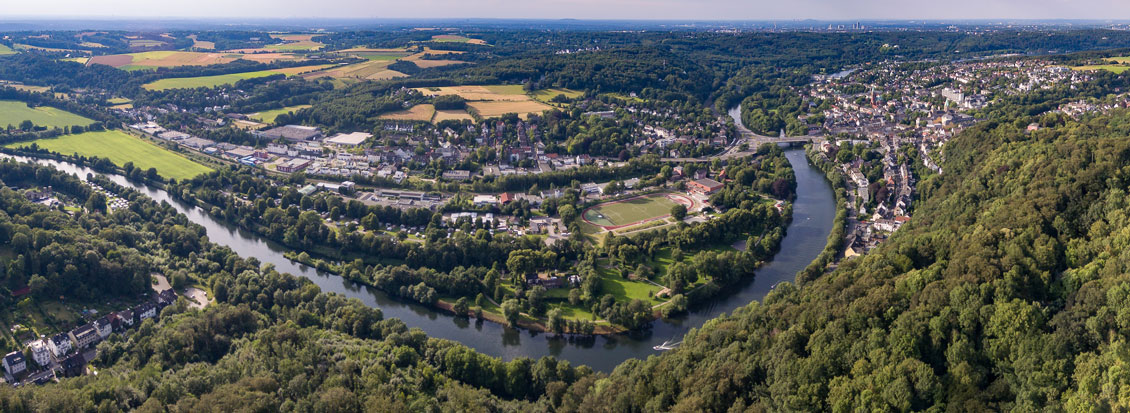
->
[4, 0, 1130, 20]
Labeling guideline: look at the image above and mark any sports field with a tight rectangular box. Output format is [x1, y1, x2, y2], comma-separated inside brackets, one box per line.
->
[7, 130, 212, 180]
[582, 192, 695, 230]
[248, 104, 311, 123]
[142, 64, 333, 90]
[0, 101, 95, 129]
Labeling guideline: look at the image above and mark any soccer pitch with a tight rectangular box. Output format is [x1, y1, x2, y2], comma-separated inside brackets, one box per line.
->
[7, 130, 213, 181]
[582, 192, 693, 230]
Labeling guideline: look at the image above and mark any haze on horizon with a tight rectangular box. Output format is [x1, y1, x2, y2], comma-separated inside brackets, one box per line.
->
[5, 0, 1130, 21]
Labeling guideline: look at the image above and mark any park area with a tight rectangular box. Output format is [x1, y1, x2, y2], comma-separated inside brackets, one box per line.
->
[0, 101, 95, 129]
[6, 130, 213, 180]
[582, 192, 695, 231]
[142, 64, 334, 90]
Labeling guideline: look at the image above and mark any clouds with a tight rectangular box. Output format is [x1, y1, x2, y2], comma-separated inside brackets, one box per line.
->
[5, 0, 1130, 20]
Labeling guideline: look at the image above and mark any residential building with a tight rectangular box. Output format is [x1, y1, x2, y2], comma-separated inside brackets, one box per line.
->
[48, 333, 71, 357]
[69, 324, 100, 349]
[117, 309, 134, 328]
[59, 353, 85, 378]
[442, 170, 471, 181]
[3, 351, 26, 378]
[135, 302, 157, 323]
[28, 340, 50, 368]
[93, 316, 113, 340]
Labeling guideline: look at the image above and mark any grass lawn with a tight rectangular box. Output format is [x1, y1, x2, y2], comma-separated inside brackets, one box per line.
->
[7, 130, 213, 180]
[583, 193, 687, 229]
[0, 100, 96, 129]
[0, 44, 16, 55]
[249, 104, 312, 123]
[143, 64, 333, 90]
[594, 260, 666, 305]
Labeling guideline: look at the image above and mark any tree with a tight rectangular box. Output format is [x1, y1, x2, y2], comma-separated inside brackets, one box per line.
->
[85, 191, 108, 213]
[547, 308, 565, 334]
[568, 288, 582, 305]
[671, 204, 688, 221]
[453, 297, 470, 317]
[502, 299, 521, 327]
[28, 274, 48, 296]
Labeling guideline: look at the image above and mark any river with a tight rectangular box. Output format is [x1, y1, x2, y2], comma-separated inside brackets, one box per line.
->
[1, 146, 835, 372]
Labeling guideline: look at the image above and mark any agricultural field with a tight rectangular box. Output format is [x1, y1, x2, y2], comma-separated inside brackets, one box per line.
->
[530, 88, 584, 103]
[467, 100, 553, 119]
[0, 100, 95, 129]
[414, 85, 553, 119]
[433, 109, 476, 122]
[89, 51, 301, 70]
[107, 97, 132, 110]
[265, 34, 324, 51]
[0, 44, 15, 55]
[14, 43, 89, 54]
[402, 49, 469, 68]
[4, 84, 50, 93]
[415, 85, 528, 101]
[6, 130, 213, 180]
[339, 48, 412, 61]
[62, 56, 89, 64]
[248, 104, 312, 123]
[142, 64, 333, 90]
[582, 192, 695, 231]
[431, 34, 487, 45]
[1071, 64, 1130, 74]
[128, 39, 167, 48]
[303, 60, 406, 81]
[379, 104, 436, 121]
[187, 34, 215, 50]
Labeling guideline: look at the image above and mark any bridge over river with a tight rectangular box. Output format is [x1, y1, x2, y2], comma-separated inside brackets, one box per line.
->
[662, 106, 823, 162]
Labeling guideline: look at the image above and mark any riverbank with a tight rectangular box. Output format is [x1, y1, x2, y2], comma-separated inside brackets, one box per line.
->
[0, 148, 836, 373]
[798, 145, 850, 284]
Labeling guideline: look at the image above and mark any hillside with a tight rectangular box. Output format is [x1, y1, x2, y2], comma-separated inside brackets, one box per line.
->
[574, 111, 1130, 411]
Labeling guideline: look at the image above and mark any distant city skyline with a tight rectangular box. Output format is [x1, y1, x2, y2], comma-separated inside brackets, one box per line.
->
[6, 0, 1130, 21]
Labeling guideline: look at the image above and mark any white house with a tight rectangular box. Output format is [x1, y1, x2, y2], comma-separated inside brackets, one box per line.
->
[48, 333, 72, 357]
[93, 316, 113, 340]
[29, 340, 51, 367]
